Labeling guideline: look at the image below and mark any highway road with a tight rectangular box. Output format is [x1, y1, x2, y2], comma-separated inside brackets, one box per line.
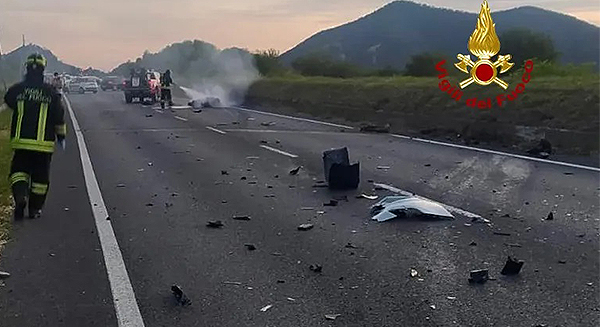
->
[1, 90, 598, 326]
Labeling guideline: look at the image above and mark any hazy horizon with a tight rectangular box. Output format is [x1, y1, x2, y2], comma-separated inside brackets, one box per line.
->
[1, 0, 598, 71]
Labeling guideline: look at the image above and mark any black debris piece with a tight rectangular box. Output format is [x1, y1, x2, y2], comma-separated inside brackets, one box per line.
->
[0, 271, 11, 280]
[345, 243, 358, 249]
[493, 231, 511, 236]
[241, 176, 247, 180]
[546, 212, 554, 221]
[261, 121, 276, 127]
[145, 114, 153, 117]
[558, 260, 567, 264]
[312, 184, 328, 188]
[502, 213, 510, 218]
[221, 170, 229, 175]
[289, 166, 302, 175]
[277, 280, 285, 284]
[501, 256, 524, 275]
[171, 285, 191, 306]
[309, 264, 323, 273]
[274, 175, 279, 179]
[207, 220, 224, 228]
[424, 164, 431, 167]
[245, 244, 257, 251]
[359, 124, 390, 133]
[136, 146, 141, 149]
[563, 172, 574, 175]
[146, 203, 154, 207]
[323, 200, 339, 207]
[527, 139, 552, 158]
[260, 140, 268, 144]
[469, 269, 489, 284]
[323, 147, 360, 190]
[297, 224, 314, 231]
[165, 203, 173, 208]
[233, 215, 251, 221]
[469, 241, 477, 246]
[68, 185, 78, 189]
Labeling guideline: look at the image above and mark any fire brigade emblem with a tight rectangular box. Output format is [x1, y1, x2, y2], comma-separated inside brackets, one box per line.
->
[455, 1, 513, 89]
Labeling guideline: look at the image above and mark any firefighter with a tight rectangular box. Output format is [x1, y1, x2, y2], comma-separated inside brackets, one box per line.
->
[2, 53, 66, 220]
[51, 72, 63, 92]
[160, 69, 174, 109]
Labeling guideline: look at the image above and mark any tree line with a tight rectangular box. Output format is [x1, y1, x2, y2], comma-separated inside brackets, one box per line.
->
[254, 28, 591, 78]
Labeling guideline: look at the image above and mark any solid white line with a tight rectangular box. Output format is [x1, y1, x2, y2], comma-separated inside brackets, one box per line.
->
[391, 134, 600, 172]
[64, 96, 145, 327]
[259, 145, 299, 158]
[174, 116, 188, 122]
[206, 126, 227, 135]
[232, 106, 354, 130]
[224, 128, 356, 135]
[373, 182, 485, 221]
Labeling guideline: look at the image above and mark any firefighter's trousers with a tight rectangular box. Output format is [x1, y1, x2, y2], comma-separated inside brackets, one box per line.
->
[9, 150, 52, 212]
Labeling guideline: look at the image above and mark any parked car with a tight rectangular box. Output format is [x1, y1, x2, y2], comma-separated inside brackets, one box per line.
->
[101, 76, 124, 91]
[65, 77, 99, 94]
[123, 70, 161, 104]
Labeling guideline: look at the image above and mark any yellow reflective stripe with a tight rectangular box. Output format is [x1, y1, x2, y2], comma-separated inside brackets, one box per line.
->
[9, 172, 30, 185]
[55, 124, 66, 136]
[15, 100, 24, 140]
[10, 139, 55, 153]
[37, 103, 48, 141]
[31, 183, 48, 195]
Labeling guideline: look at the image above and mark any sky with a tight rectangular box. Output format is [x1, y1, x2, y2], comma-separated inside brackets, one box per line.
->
[1, 0, 598, 71]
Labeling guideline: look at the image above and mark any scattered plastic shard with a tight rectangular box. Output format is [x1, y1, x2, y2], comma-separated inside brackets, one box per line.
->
[370, 196, 453, 222]
[298, 224, 314, 231]
[546, 212, 554, 220]
[261, 121, 276, 127]
[221, 170, 229, 175]
[357, 194, 378, 200]
[171, 285, 191, 306]
[410, 268, 418, 277]
[286, 297, 296, 302]
[223, 281, 242, 285]
[471, 216, 491, 224]
[323, 147, 359, 190]
[324, 200, 338, 207]
[376, 166, 391, 170]
[469, 269, 489, 284]
[501, 256, 524, 275]
[206, 220, 224, 228]
[233, 215, 251, 221]
[260, 304, 273, 312]
[309, 264, 323, 273]
[245, 244, 257, 251]
[289, 166, 302, 175]
[0, 271, 10, 280]
[325, 314, 341, 320]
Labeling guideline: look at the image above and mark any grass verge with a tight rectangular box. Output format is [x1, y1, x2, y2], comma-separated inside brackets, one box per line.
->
[0, 108, 12, 254]
[246, 73, 599, 156]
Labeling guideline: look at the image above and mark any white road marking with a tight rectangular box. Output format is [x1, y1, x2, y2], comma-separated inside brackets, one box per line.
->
[206, 126, 227, 135]
[259, 145, 299, 158]
[373, 182, 485, 221]
[224, 128, 356, 135]
[231, 106, 354, 130]
[64, 96, 145, 327]
[391, 134, 600, 172]
[174, 116, 188, 122]
[154, 109, 163, 114]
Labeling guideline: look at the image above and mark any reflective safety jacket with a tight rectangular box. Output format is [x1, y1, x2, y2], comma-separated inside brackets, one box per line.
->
[3, 80, 66, 153]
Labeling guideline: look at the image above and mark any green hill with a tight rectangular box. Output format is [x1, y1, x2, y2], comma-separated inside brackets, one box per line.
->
[281, 1, 599, 69]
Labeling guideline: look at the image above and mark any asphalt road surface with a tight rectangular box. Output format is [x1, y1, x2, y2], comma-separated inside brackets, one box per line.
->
[1, 90, 598, 327]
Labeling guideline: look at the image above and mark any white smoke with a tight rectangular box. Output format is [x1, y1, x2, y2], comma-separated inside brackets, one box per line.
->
[138, 41, 259, 107]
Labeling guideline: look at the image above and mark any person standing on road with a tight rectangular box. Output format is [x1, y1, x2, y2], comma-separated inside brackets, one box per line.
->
[1, 53, 66, 220]
[51, 72, 63, 93]
[160, 69, 174, 109]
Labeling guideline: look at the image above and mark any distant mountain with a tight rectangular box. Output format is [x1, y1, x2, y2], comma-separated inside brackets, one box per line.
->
[281, 1, 600, 69]
[0, 44, 82, 83]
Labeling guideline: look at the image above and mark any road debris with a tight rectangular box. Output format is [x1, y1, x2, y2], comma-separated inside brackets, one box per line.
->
[360, 123, 390, 133]
[301, 207, 314, 211]
[501, 256, 524, 275]
[345, 243, 358, 249]
[376, 166, 391, 170]
[145, 114, 153, 117]
[323, 147, 360, 190]
[67, 185, 78, 189]
[325, 314, 341, 320]
[289, 166, 302, 175]
[223, 281, 242, 286]
[298, 224, 314, 231]
[410, 268, 418, 277]
[313, 183, 328, 188]
[233, 215, 251, 221]
[323, 200, 339, 207]
[245, 244, 257, 251]
[546, 212, 554, 221]
[309, 264, 323, 273]
[469, 269, 489, 284]
[221, 170, 229, 175]
[0, 271, 10, 279]
[447, 296, 457, 300]
[493, 231, 511, 236]
[506, 243, 522, 248]
[286, 297, 296, 302]
[206, 220, 224, 228]
[370, 195, 454, 222]
[430, 305, 436, 310]
[260, 304, 273, 312]
[260, 121, 276, 127]
[171, 285, 191, 306]
[357, 194, 378, 200]
[527, 139, 552, 158]
[471, 216, 491, 224]
[469, 241, 478, 246]
[558, 260, 567, 264]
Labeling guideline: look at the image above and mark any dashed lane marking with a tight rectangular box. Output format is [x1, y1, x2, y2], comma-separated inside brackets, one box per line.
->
[206, 126, 227, 135]
[259, 145, 299, 158]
